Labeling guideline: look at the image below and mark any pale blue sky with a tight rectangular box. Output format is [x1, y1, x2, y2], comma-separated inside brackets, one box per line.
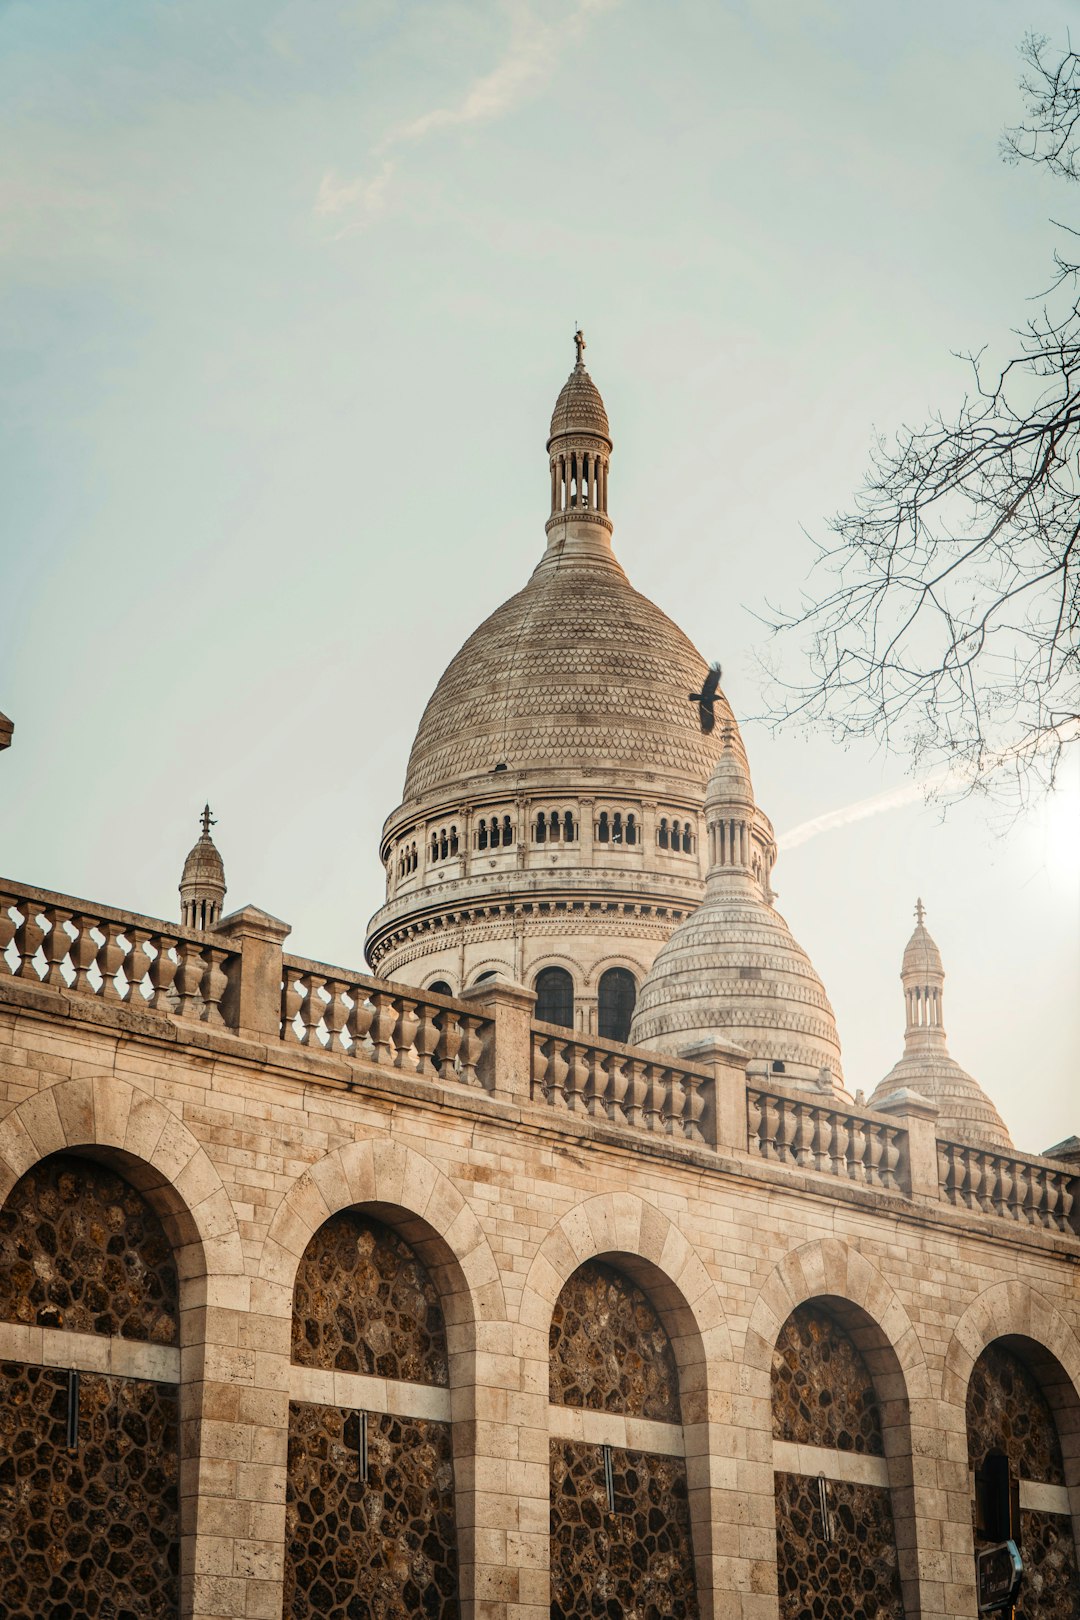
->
[1, 0, 1076, 1148]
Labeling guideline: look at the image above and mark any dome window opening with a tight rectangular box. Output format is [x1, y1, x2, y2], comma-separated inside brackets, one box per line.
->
[478, 819, 489, 851]
[658, 817, 670, 850]
[597, 811, 610, 844]
[427, 980, 453, 998]
[535, 814, 547, 844]
[535, 966, 574, 1029]
[549, 811, 561, 844]
[502, 815, 515, 846]
[562, 811, 576, 842]
[598, 968, 637, 1044]
[681, 822, 693, 853]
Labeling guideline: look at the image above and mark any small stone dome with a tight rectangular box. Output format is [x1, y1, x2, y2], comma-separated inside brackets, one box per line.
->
[181, 833, 224, 890]
[179, 806, 226, 931]
[869, 902, 1012, 1149]
[547, 354, 611, 444]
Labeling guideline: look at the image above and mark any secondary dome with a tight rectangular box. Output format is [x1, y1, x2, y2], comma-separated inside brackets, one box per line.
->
[403, 548, 737, 801]
[548, 330, 611, 443]
[629, 729, 844, 1086]
[179, 805, 226, 931]
[869, 902, 1012, 1149]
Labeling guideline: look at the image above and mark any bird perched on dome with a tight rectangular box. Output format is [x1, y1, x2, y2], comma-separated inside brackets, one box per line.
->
[689, 663, 723, 733]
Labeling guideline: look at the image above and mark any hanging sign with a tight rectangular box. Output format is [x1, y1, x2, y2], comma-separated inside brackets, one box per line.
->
[976, 1540, 1023, 1613]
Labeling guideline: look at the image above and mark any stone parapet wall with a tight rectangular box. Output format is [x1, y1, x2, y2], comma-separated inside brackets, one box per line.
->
[0, 882, 1078, 1620]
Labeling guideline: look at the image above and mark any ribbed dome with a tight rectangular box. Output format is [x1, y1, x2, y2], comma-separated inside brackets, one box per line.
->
[548, 361, 610, 445]
[902, 921, 943, 978]
[402, 548, 739, 801]
[869, 1053, 1012, 1149]
[181, 832, 224, 888]
[628, 892, 844, 1082]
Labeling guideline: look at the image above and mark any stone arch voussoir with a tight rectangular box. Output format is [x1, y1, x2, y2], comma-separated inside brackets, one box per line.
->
[0, 1074, 243, 1280]
[261, 1137, 505, 1350]
[942, 1279, 1080, 1414]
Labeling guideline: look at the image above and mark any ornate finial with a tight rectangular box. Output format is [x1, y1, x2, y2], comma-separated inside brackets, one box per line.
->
[200, 803, 217, 837]
[573, 327, 586, 365]
[915, 897, 926, 926]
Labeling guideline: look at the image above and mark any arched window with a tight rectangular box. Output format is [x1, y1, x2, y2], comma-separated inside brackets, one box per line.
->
[611, 812, 624, 844]
[0, 1154, 181, 1618]
[625, 813, 637, 845]
[549, 1261, 699, 1616]
[681, 822, 693, 853]
[534, 966, 574, 1029]
[427, 980, 453, 998]
[658, 817, 669, 849]
[287, 1212, 459, 1616]
[502, 815, 514, 846]
[431, 834, 439, 863]
[535, 812, 547, 843]
[549, 810, 561, 843]
[597, 968, 637, 1044]
[772, 1304, 904, 1620]
[477, 819, 488, 850]
[967, 1340, 1079, 1608]
[449, 826, 459, 855]
[562, 810, 575, 841]
[597, 812, 610, 843]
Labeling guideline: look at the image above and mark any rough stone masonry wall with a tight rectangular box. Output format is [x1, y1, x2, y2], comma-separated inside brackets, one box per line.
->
[0, 986, 1078, 1620]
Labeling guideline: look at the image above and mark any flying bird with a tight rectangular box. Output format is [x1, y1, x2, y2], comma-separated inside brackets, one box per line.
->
[689, 662, 722, 733]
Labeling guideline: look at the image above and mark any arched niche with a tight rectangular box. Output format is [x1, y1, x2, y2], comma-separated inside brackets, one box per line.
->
[966, 1336, 1080, 1617]
[596, 965, 637, 1044]
[534, 964, 574, 1030]
[284, 1207, 460, 1619]
[0, 1151, 181, 1619]
[548, 1257, 700, 1619]
[771, 1300, 907, 1620]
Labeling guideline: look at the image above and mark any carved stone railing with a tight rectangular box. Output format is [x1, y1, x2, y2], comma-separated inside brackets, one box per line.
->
[747, 1086, 910, 1194]
[280, 956, 493, 1091]
[937, 1139, 1079, 1234]
[530, 1024, 711, 1144]
[0, 881, 237, 1024]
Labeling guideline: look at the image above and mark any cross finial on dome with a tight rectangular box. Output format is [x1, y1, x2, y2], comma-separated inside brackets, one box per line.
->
[915, 896, 925, 925]
[573, 327, 586, 366]
[200, 803, 217, 837]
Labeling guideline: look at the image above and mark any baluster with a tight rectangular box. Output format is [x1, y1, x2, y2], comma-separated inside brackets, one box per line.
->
[643, 1064, 667, 1133]
[435, 1009, 464, 1080]
[975, 1151, 995, 1214]
[774, 1096, 796, 1164]
[938, 1141, 955, 1203]
[543, 1039, 568, 1109]
[320, 980, 349, 1054]
[173, 940, 206, 1019]
[281, 970, 305, 1042]
[297, 974, 326, 1047]
[456, 1013, 484, 1088]
[995, 1157, 1013, 1221]
[347, 990, 375, 1057]
[1042, 1168, 1061, 1231]
[792, 1102, 815, 1169]
[760, 1093, 781, 1160]
[1009, 1158, 1028, 1222]
[607, 1054, 629, 1128]
[623, 1059, 646, 1128]
[564, 1043, 588, 1112]
[392, 997, 421, 1071]
[813, 1108, 834, 1174]
[94, 921, 126, 1002]
[201, 947, 230, 1027]
[1057, 1174, 1077, 1235]
[958, 1148, 980, 1212]
[147, 936, 178, 1011]
[665, 1068, 687, 1137]
[880, 1127, 901, 1191]
[0, 902, 16, 975]
[411, 1000, 440, 1077]
[847, 1114, 867, 1182]
[585, 1049, 608, 1119]
[530, 1032, 548, 1102]
[41, 907, 73, 988]
[746, 1088, 764, 1155]
[124, 927, 154, 1005]
[368, 991, 397, 1064]
[683, 1071, 705, 1143]
[14, 902, 45, 981]
[864, 1122, 885, 1188]
[830, 1111, 849, 1177]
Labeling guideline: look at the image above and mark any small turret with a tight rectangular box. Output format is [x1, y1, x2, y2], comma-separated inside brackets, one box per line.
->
[545, 328, 613, 548]
[179, 805, 226, 930]
[869, 901, 1012, 1148]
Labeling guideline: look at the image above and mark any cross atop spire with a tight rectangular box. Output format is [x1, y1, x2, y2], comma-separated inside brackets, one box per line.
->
[915, 897, 926, 926]
[200, 803, 217, 837]
[573, 327, 586, 366]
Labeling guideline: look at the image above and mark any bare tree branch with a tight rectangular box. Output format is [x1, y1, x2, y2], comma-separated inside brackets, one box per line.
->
[761, 33, 1080, 805]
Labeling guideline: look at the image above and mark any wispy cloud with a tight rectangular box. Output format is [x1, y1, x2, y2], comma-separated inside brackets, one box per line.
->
[778, 775, 950, 852]
[315, 0, 618, 235]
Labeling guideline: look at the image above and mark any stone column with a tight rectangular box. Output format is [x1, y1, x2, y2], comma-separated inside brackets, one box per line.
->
[213, 906, 291, 1042]
[459, 978, 537, 1106]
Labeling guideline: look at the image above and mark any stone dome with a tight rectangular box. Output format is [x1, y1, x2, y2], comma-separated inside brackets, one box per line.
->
[902, 920, 943, 979]
[628, 889, 844, 1083]
[179, 805, 226, 931]
[181, 831, 224, 890]
[402, 545, 740, 802]
[548, 360, 611, 444]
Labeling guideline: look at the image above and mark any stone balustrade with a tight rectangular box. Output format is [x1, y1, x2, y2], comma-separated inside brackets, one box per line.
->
[530, 1023, 711, 1143]
[0, 880, 237, 1025]
[280, 956, 492, 1089]
[747, 1085, 910, 1194]
[2, 875, 1076, 1239]
[937, 1137, 1080, 1234]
